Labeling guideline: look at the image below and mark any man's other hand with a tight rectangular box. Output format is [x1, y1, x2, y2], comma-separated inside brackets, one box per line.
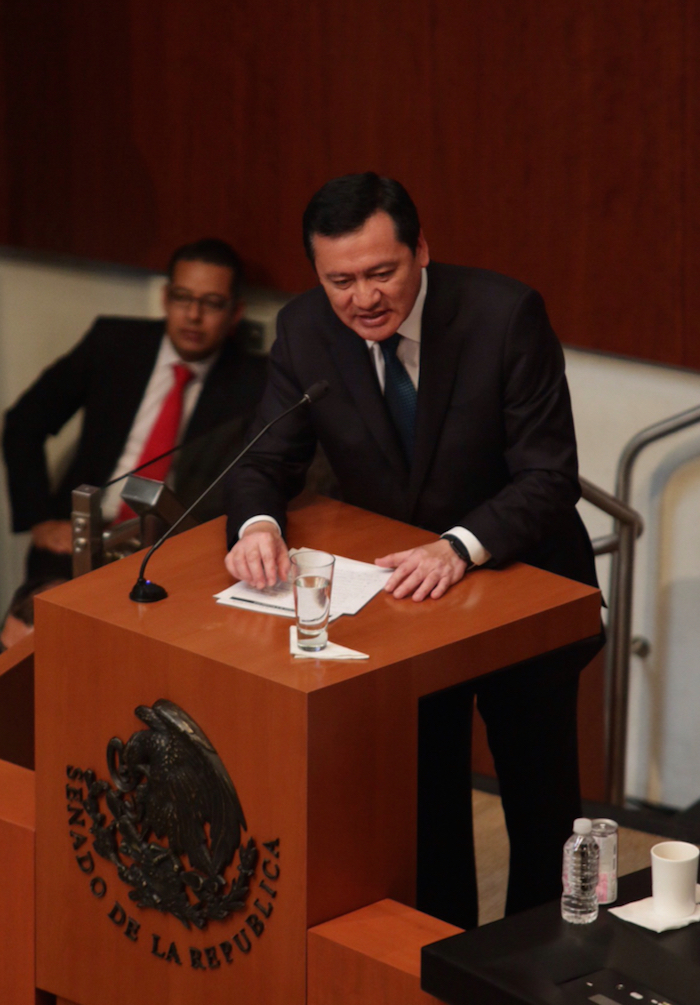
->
[375, 539, 467, 601]
[224, 521, 290, 589]
[31, 520, 73, 554]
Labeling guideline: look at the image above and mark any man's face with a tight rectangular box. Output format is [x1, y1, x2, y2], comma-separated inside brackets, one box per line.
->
[312, 210, 429, 342]
[163, 259, 242, 362]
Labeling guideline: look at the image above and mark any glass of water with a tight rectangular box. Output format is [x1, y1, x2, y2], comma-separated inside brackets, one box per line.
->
[291, 550, 335, 651]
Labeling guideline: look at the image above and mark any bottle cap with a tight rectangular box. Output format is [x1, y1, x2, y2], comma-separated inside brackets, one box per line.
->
[573, 817, 592, 835]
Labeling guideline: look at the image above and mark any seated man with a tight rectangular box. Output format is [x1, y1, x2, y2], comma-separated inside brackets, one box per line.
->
[3, 238, 267, 578]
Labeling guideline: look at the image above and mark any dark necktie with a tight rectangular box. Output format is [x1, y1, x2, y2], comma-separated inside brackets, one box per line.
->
[380, 333, 417, 462]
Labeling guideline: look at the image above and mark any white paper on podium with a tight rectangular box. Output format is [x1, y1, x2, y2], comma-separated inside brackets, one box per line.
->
[214, 549, 391, 619]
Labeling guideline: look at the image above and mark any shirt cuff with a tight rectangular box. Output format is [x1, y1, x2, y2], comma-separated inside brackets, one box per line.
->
[238, 515, 282, 539]
[444, 526, 491, 566]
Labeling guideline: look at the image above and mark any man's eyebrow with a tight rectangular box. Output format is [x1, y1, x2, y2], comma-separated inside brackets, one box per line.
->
[366, 260, 397, 271]
[324, 260, 398, 279]
[170, 285, 228, 298]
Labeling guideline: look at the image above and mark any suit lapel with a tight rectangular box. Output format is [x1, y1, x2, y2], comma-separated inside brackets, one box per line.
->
[184, 342, 235, 441]
[408, 265, 463, 508]
[323, 308, 410, 482]
[319, 271, 465, 496]
[105, 326, 164, 468]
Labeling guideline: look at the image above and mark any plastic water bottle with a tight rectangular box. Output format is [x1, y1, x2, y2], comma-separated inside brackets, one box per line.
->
[561, 818, 600, 923]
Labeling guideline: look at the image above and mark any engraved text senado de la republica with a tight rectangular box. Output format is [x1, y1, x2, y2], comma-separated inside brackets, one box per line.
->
[64, 699, 280, 971]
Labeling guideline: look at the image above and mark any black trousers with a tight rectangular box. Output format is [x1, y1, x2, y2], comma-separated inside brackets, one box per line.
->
[416, 633, 605, 929]
[26, 545, 73, 582]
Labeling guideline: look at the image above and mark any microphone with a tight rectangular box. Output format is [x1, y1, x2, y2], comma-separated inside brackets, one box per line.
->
[102, 441, 188, 489]
[303, 380, 329, 404]
[103, 420, 234, 490]
[129, 380, 330, 602]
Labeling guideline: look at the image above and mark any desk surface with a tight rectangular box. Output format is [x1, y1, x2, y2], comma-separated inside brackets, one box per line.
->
[36, 496, 601, 694]
[422, 869, 700, 1005]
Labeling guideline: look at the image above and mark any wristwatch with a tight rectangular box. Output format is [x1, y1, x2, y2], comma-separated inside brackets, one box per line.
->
[440, 533, 476, 570]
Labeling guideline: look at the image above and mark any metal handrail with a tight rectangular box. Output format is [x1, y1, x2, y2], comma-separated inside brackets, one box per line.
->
[615, 404, 700, 502]
[580, 477, 643, 805]
[603, 403, 700, 805]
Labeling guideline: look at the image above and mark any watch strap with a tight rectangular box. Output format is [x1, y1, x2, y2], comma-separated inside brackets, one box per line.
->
[440, 532, 475, 569]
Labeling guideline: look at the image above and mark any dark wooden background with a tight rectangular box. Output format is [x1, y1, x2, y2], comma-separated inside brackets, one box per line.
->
[1, 1, 698, 367]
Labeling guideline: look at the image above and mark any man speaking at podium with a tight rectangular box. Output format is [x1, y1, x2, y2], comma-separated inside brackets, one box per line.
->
[224, 173, 601, 929]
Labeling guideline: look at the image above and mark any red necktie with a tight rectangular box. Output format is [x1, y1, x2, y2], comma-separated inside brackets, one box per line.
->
[115, 362, 194, 523]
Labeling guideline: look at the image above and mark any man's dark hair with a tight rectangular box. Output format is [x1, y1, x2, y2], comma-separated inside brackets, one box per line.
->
[167, 238, 244, 299]
[302, 173, 421, 262]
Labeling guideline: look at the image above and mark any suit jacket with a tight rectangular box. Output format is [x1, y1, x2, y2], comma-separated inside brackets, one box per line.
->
[225, 262, 598, 587]
[3, 316, 268, 530]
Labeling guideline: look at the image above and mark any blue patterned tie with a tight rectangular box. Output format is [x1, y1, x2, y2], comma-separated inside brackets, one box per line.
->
[380, 333, 417, 462]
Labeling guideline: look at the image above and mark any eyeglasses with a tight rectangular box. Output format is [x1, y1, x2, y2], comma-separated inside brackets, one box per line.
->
[166, 287, 232, 315]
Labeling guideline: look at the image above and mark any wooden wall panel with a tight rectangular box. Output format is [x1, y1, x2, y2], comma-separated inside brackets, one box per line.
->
[1, 1, 699, 367]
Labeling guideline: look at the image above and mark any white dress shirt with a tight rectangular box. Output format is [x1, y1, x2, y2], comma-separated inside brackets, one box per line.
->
[102, 337, 218, 520]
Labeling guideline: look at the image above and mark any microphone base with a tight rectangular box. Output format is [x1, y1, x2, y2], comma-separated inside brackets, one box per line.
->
[129, 578, 168, 603]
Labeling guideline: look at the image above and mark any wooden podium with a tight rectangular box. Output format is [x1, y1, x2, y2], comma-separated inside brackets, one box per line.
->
[28, 496, 601, 1005]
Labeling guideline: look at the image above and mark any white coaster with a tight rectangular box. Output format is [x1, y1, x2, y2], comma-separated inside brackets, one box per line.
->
[289, 626, 369, 660]
[608, 886, 700, 932]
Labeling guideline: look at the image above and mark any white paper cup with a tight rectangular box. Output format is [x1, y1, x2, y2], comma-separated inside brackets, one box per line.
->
[651, 841, 699, 919]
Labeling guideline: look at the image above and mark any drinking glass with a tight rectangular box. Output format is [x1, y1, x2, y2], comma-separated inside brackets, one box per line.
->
[291, 551, 335, 651]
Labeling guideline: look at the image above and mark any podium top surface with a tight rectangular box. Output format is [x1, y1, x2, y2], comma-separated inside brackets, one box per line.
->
[37, 497, 601, 694]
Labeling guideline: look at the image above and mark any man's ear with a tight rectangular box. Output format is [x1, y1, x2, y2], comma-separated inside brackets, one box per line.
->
[161, 281, 170, 314]
[416, 229, 430, 268]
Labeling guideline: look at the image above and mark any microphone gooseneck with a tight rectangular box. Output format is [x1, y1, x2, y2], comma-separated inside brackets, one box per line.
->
[102, 440, 185, 489]
[129, 381, 330, 603]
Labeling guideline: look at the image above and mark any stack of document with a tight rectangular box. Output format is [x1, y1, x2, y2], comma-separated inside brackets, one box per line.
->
[215, 550, 391, 620]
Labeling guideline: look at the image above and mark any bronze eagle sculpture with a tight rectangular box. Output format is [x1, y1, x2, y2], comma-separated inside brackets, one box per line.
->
[106, 698, 246, 880]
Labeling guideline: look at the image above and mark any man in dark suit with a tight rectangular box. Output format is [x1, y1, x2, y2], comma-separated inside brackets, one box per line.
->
[224, 173, 602, 928]
[3, 238, 267, 578]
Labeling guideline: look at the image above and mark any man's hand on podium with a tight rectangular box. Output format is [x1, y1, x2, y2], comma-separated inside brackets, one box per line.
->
[375, 539, 467, 602]
[224, 522, 291, 589]
[31, 519, 73, 554]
